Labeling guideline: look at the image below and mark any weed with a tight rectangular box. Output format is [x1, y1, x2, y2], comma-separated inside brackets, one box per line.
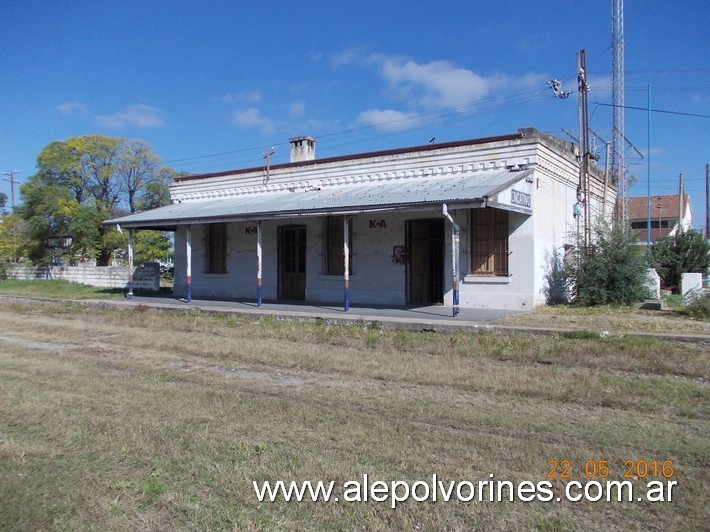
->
[558, 330, 600, 340]
[685, 292, 710, 321]
[139, 475, 167, 506]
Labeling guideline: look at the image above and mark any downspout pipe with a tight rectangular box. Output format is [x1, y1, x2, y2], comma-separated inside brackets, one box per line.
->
[442, 204, 460, 317]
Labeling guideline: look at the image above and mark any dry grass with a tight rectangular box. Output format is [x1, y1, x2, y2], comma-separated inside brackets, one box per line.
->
[0, 300, 707, 530]
[496, 303, 710, 334]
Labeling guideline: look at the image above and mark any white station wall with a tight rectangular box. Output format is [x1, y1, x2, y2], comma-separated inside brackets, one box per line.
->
[173, 207, 540, 309]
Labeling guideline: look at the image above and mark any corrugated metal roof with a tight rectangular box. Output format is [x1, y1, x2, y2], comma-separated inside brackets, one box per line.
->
[106, 168, 531, 229]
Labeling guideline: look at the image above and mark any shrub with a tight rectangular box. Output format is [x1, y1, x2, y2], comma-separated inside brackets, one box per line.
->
[652, 229, 710, 293]
[543, 247, 568, 305]
[685, 292, 710, 321]
[566, 221, 650, 306]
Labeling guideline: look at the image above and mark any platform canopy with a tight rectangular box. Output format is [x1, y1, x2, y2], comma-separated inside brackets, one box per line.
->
[105, 168, 533, 231]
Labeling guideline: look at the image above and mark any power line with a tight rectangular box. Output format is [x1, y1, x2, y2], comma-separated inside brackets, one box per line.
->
[591, 102, 710, 119]
[163, 84, 555, 172]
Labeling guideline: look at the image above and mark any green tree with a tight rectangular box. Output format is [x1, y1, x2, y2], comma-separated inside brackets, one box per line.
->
[129, 162, 177, 265]
[115, 140, 178, 214]
[17, 177, 76, 262]
[0, 214, 31, 262]
[566, 221, 650, 305]
[19, 135, 177, 265]
[651, 229, 710, 292]
[135, 174, 175, 212]
[135, 230, 172, 265]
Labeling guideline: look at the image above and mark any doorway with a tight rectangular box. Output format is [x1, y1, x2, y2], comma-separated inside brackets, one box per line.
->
[278, 225, 307, 300]
[406, 219, 444, 305]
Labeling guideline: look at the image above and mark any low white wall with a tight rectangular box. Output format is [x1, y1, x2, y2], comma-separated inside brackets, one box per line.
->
[6, 264, 160, 291]
[681, 272, 704, 306]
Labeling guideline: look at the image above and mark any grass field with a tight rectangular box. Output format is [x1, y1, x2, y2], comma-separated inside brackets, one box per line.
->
[0, 298, 708, 530]
[0, 279, 155, 299]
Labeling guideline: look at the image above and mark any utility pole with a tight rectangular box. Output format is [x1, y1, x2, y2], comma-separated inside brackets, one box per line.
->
[705, 163, 709, 239]
[263, 147, 276, 184]
[1, 170, 19, 210]
[577, 50, 591, 247]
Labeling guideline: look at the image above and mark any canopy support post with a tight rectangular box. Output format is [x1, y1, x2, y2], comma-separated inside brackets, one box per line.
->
[185, 225, 192, 304]
[343, 216, 350, 312]
[443, 204, 460, 317]
[256, 221, 263, 306]
[127, 229, 134, 299]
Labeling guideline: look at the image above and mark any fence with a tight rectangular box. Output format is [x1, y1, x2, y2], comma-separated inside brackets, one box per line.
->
[6, 263, 160, 291]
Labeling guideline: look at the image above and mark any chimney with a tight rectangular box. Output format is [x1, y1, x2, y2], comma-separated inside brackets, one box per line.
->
[289, 136, 316, 163]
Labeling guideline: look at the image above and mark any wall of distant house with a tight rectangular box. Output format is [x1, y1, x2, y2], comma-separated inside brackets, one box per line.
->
[6, 264, 160, 291]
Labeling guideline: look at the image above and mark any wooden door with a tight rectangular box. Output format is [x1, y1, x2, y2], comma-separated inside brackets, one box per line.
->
[278, 225, 306, 300]
[406, 219, 444, 305]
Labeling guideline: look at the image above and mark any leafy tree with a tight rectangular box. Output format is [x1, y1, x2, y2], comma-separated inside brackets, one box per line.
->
[135, 230, 172, 265]
[35, 140, 91, 204]
[0, 192, 7, 210]
[566, 221, 649, 305]
[17, 177, 76, 262]
[0, 214, 31, 262]
[66, 204, 103, 262]
[115, 140, 178, 214]
[135, 174, 175, 212]
[651, 229, 710, 293]
[78, 135, 123, 213]
[19, 135, 177, 265]
[34, 135, 122, 209]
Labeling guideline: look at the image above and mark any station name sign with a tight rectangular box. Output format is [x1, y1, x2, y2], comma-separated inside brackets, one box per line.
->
[511, 189, 532, 208]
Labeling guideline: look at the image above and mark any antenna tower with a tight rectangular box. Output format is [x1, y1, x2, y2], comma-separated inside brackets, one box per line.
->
[611, 0, 626, 226]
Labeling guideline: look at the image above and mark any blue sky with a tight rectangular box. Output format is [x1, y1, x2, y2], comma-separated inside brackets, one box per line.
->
[1, 1, 709, 228]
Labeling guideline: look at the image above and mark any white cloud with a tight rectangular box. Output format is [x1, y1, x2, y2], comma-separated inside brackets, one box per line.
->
[692, 93, 710, 105]
[334, 53, 543, 115]
[373, 55, 525, 109]
[232, 108, 275, 134]
[587, 74, 612, 99]
[94, 104, 165, 129]
[308, 49, 324, 62]
[331, 46, 368, 68]
[216, 91, 262, 105]
[289, 100, 306, 118]
[356, 109, 422, 131]
[56, 101, 88, 115]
